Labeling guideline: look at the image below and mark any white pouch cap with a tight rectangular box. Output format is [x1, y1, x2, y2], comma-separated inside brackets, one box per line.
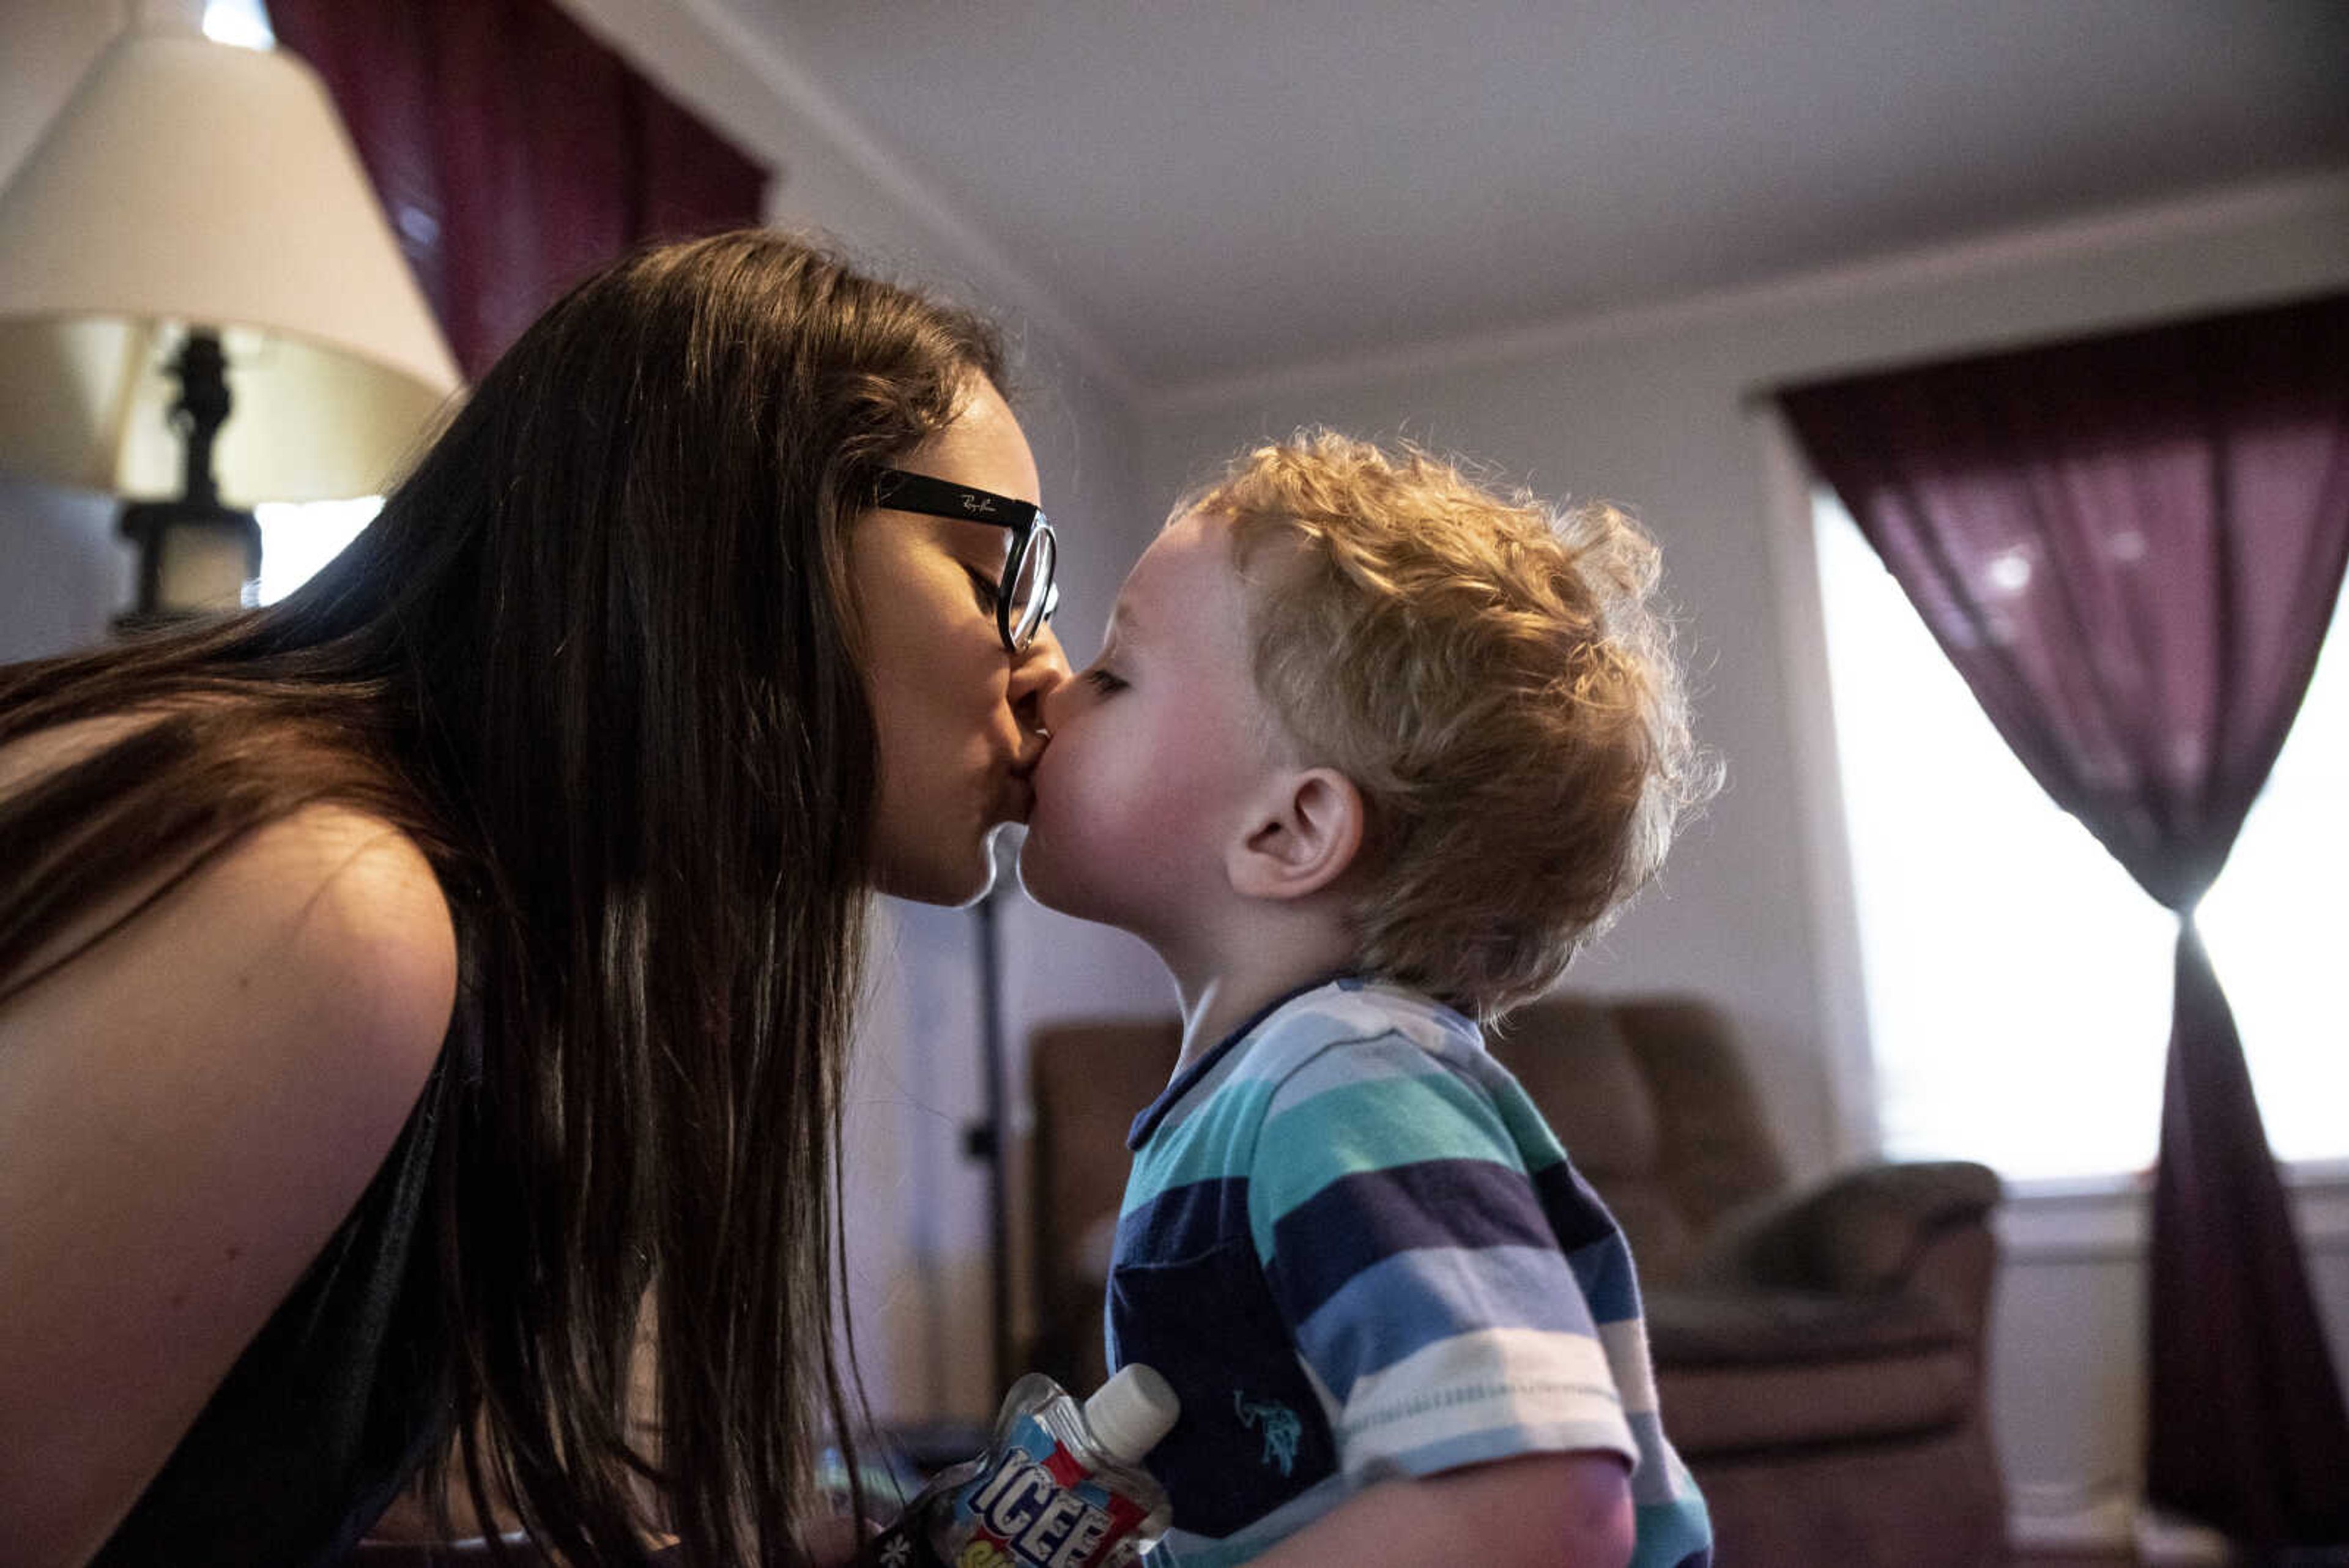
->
[1083, 1364, 1180, 1463]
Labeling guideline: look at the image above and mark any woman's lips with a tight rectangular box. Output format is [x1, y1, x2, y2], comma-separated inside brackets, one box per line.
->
[1004, 740, 1047, 822]
[998, 771, 1037, 823]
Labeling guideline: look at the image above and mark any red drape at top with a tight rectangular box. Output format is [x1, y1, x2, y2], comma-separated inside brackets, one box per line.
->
[273, 0, 770, 380]
[1781, 292, 2349, 1550]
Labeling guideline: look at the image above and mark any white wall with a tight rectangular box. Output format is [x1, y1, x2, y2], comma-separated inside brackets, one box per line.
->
[0, 3, 138, 663]
[1139, 173, 2349, 1546]
[1993, 1171, 2349, 1554]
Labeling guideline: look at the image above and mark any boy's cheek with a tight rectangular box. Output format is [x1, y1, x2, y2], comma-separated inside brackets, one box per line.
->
[1031, 732, 1123, 840]
[1019, 784, 1160, 921]
[1014, 819, 1069, 908]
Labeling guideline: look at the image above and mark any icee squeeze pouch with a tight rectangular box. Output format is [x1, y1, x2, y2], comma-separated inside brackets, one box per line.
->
[861, 1365, 1179, 1568]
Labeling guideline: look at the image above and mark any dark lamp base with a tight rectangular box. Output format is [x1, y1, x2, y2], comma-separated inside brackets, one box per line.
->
[115, 493, 260, 633]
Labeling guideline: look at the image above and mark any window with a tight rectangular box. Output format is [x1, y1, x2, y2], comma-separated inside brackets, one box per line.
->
[201, 0, 275, 51]
[1814, 489, 2348, 1181]
[255, 496, 379, 605]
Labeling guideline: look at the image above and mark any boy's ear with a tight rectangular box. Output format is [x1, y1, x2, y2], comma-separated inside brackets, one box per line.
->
[1228, 767, 1365, 902]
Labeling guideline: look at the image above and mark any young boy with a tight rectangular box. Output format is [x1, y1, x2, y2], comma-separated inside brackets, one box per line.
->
[1017, 433, 1716, 1568]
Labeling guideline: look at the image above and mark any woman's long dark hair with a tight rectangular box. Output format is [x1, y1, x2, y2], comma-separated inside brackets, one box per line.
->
[0, 230, 1004, 1564]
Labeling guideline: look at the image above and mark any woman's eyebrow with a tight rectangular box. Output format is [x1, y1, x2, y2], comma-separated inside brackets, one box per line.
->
[941, 521, 1014, 571]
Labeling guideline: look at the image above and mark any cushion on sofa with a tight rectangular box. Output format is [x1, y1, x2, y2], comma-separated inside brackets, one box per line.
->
[1650, 1288, 1974, 1453]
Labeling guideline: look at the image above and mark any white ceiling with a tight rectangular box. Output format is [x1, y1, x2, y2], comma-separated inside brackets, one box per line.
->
[718, 1, 2349, 395]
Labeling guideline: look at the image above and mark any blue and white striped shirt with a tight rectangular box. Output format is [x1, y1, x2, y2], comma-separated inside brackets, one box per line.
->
[1107, 978, 1712, 1567]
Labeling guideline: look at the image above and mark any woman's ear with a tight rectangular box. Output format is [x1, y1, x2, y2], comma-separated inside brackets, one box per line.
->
[1228, 767, 1365, 902]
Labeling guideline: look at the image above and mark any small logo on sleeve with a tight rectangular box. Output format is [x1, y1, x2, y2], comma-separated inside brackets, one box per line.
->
[1234, 1391, 1302, 1477]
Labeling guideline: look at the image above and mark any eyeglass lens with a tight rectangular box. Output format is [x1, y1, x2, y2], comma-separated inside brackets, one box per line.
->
[1007, 527, 1055, 647]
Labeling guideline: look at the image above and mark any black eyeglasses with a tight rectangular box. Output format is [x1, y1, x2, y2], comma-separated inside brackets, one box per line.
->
[872, 467, 1060, 653]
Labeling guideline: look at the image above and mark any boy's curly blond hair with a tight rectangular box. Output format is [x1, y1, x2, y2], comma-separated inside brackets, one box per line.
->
[1184, 431, 1718, 1021]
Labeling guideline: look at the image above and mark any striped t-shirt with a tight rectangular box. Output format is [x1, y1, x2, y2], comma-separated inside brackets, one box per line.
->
[1106, 978, 1712, 1567]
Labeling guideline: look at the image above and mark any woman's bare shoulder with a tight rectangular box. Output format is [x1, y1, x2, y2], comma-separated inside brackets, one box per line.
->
[1, 703, 458, 1041]
[0, 751, 458, 1562]
[207, 800, 460, 1042]
[4, 790, 459, 1108]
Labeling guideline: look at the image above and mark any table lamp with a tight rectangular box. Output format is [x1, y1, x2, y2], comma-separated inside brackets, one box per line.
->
[0, 14, 461, 626]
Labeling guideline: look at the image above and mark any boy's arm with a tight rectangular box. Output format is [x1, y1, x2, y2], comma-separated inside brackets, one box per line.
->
[1243, 1451, 1634, 1568]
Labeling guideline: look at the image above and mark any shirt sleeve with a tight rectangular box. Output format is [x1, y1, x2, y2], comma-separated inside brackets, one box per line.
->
[1244, 1031, 1641, 1482]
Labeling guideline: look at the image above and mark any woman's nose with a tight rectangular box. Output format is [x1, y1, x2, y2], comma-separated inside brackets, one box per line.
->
[1012, 624, 1071, 733]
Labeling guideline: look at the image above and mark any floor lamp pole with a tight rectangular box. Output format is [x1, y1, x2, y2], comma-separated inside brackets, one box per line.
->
[966, 833, 1019, 1400]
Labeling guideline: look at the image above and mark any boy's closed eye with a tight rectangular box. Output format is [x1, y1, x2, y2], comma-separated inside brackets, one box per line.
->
[1083, 667, 1126, 695]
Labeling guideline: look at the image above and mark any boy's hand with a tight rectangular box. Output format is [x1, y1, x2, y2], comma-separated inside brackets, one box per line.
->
[1244, 1451, 1634, 1568]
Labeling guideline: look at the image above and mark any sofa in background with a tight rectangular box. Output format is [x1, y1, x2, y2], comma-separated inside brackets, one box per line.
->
[1023, 996, 2007, 1567]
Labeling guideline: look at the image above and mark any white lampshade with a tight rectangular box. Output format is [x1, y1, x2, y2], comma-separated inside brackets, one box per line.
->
[0, 21, 462, 505]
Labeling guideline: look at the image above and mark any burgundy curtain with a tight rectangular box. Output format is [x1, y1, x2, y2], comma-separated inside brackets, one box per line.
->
[272, 0, 770, 379]
[1780, 292, 2349, 1550]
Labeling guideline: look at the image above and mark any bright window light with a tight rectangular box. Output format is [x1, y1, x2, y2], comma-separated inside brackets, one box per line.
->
[201, 0, 275, 50]
[1814, 491, 2348, 1180]
[256, 496, 380, 604]
[2198, 590, 2349, 1169]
